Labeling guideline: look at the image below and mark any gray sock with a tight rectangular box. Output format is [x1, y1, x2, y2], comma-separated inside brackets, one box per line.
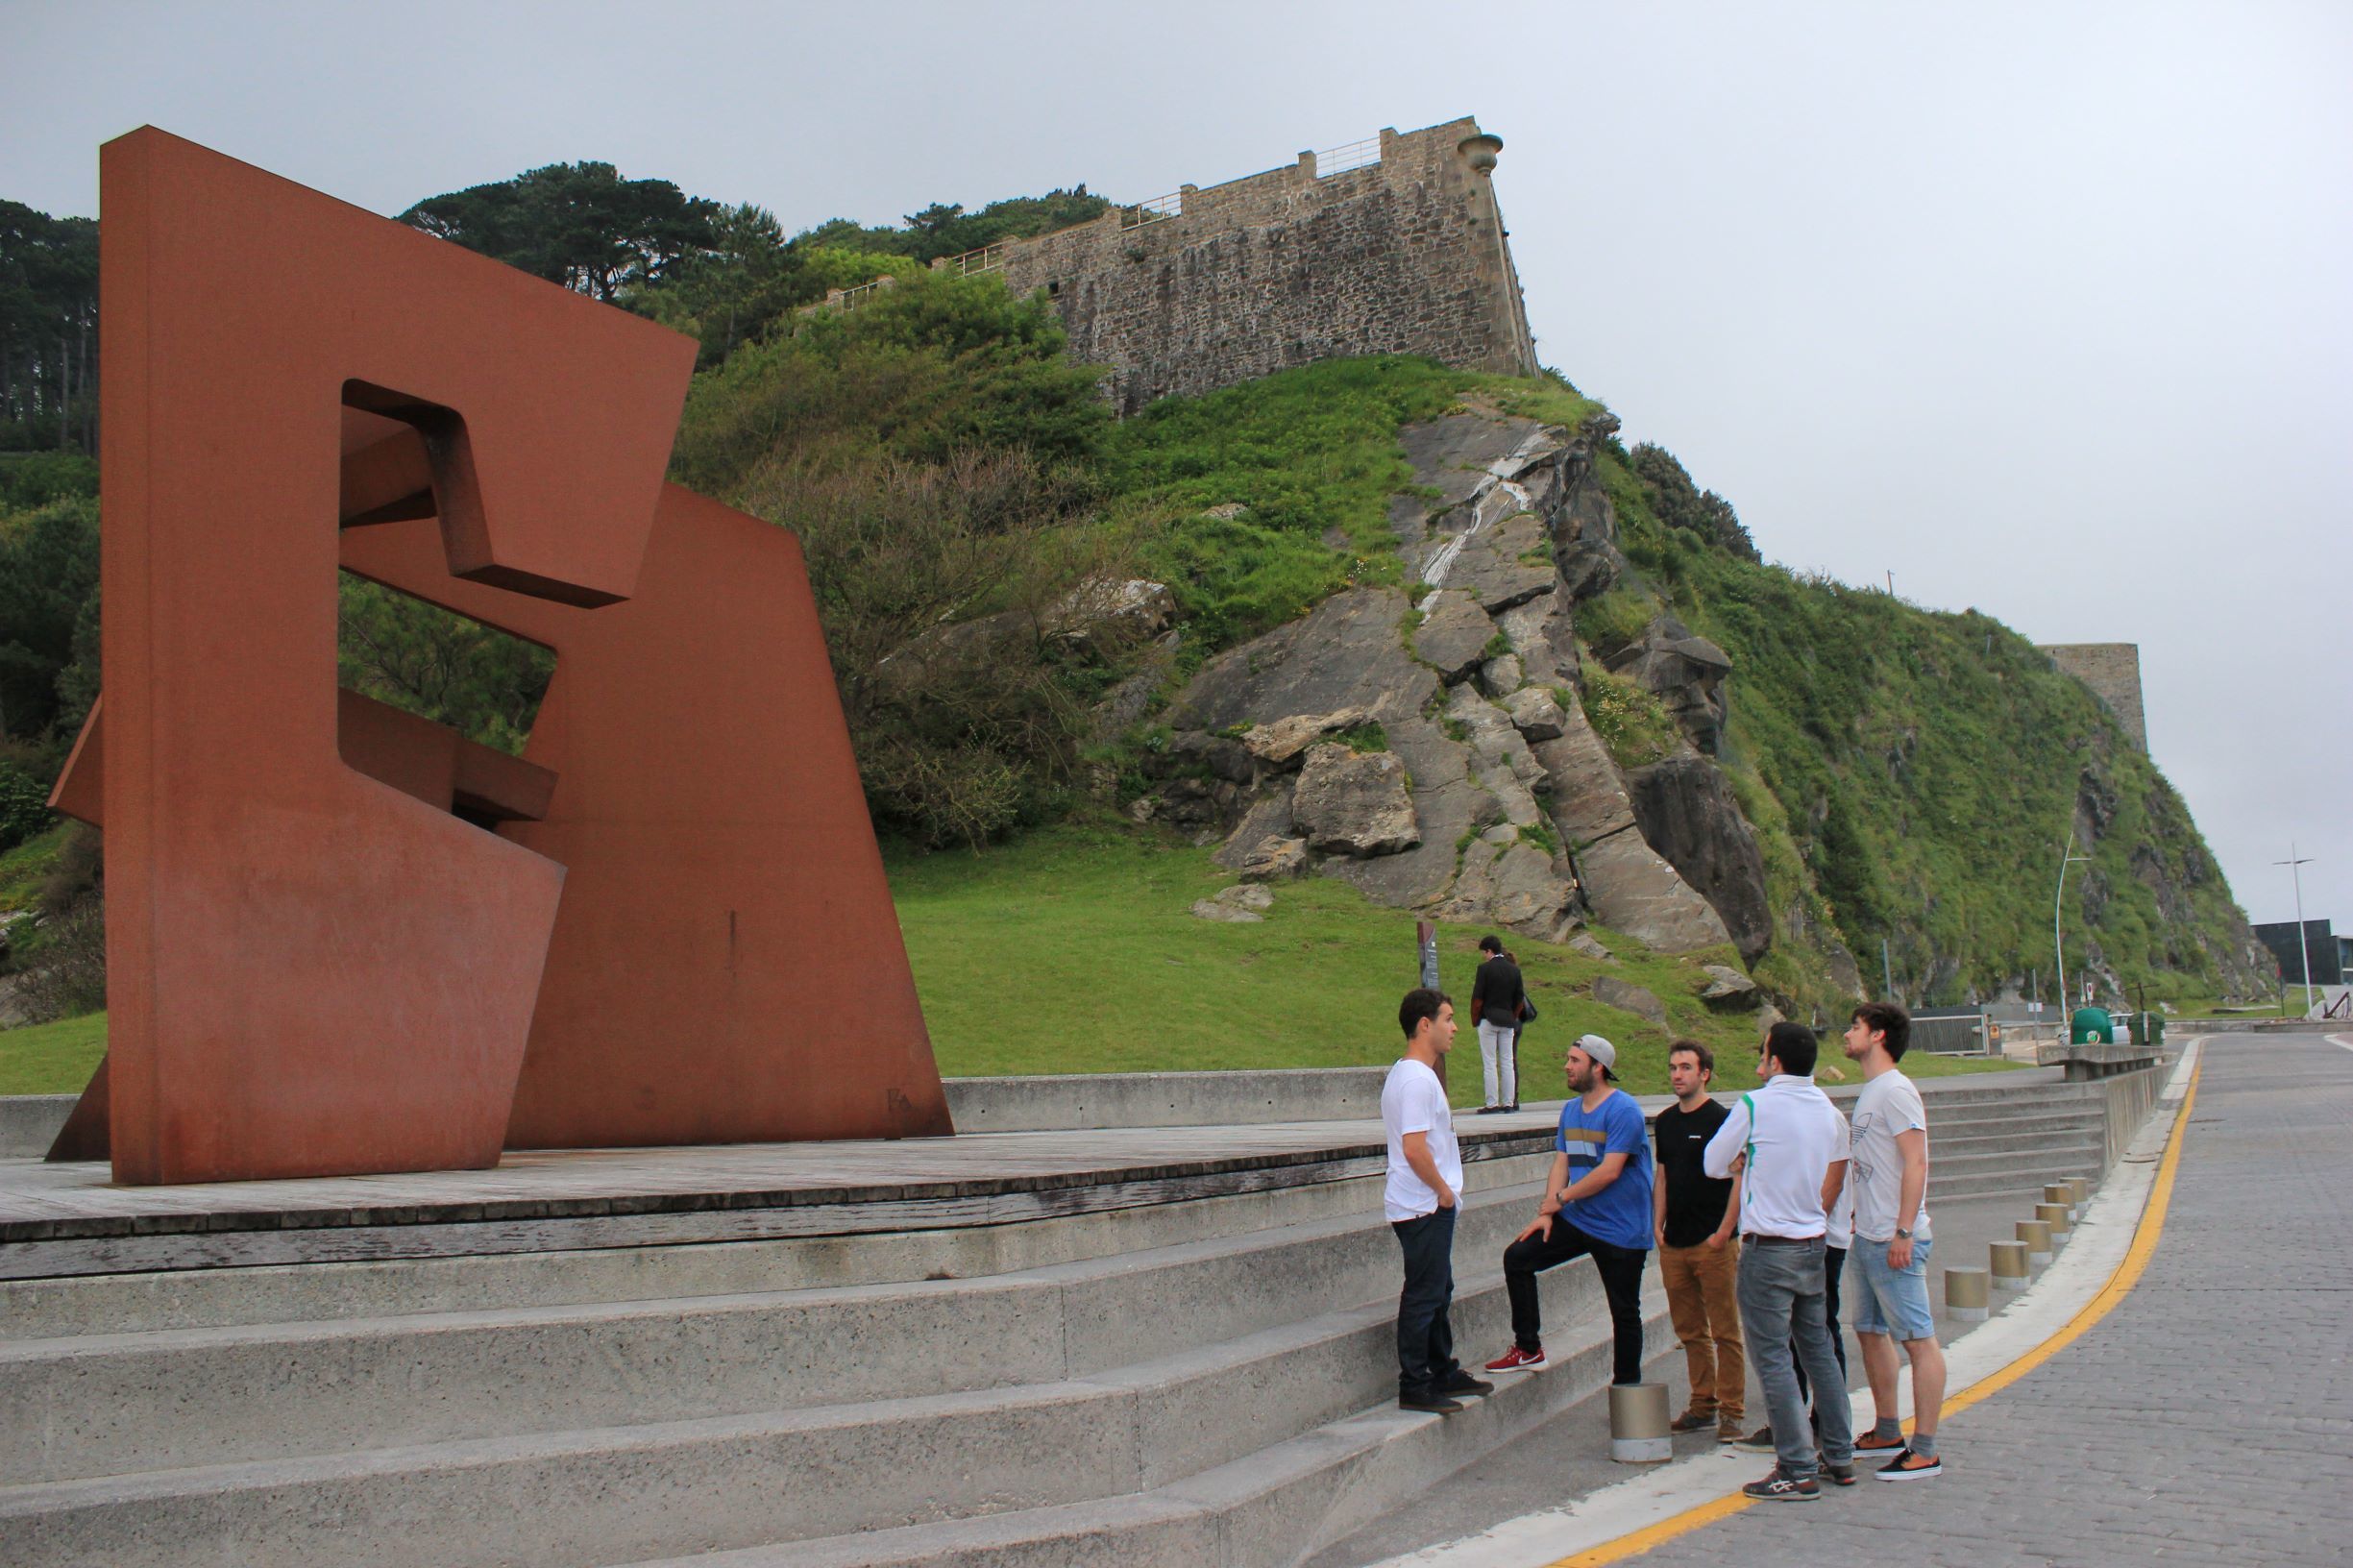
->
[1910, 1433, 1938, 1459]
[1873, 1416, 1902, 1442]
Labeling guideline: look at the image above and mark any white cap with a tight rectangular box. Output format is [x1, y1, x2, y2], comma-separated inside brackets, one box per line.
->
[1575, 1034, 1618, 1074]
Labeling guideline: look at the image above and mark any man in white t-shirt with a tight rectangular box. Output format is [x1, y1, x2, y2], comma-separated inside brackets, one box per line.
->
[1843, 1001, 1946, 1481]
[1383, 988, 1493, 1414]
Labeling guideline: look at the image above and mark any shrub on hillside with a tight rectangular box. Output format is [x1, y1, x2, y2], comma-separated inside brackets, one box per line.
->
[671, 269, 1111, 491]
[737, 448, 1142, 848]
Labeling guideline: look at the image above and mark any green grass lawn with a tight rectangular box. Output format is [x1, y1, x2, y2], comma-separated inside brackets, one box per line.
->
[884, 821, 2016, 1106]
[0, 1011, 105, 1096]
[0, 821, 2022, 1107]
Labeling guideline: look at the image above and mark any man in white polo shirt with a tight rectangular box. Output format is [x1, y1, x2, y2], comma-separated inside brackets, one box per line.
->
[1844, 1001, 1946, 1481]
[1704, 1020, 1855, 1501]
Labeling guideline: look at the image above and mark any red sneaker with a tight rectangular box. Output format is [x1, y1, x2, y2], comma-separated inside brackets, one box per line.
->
[1483, 1343, 1549, 1373]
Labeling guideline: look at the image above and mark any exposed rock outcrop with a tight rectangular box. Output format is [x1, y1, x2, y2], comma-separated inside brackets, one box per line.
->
[1291, 745, 1419, 857]
[1624, 753, 1773, 964]
[1149, 404, 1752, 964]
[1593, 975, 1668, 1026]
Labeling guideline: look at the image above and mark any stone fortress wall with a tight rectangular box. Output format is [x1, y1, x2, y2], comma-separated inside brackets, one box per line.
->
[927, 117, 1539, 413]
[2041, 643, 2147, 750]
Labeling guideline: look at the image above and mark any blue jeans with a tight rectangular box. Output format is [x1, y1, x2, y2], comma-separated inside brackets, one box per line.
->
[1736, 1236, 1853, 1480]
[1393, 1206, 1461, 1398]
[1853, 1235, 1937, 1341]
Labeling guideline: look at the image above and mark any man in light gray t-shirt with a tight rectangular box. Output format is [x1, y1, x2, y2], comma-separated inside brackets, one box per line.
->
[1842, 1002, 1947, 1482]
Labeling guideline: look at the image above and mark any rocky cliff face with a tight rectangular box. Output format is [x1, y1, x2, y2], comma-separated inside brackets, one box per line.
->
[1134, 403, 1769, 968]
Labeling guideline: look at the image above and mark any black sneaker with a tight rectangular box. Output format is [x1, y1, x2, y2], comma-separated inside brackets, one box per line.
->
[1439, 1371, 1495, 1397]
[1735, 1425, 1777, 1451]
[1398, 1390, 1466, 1414]
[1475, 1105, 1507, 1115]
[1875, 1448, 1943, 1481]
[1669, 1409, 1717, 1434]
[1742, 1468, 1820, 1502]
[1821, 1460, 1857, 1487]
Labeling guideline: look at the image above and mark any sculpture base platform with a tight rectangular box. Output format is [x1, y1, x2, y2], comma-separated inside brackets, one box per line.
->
[0, 1114, 1562, 1281]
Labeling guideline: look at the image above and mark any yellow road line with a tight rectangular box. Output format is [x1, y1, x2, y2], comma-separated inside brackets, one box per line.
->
[1544, 1057, 2205, 1567]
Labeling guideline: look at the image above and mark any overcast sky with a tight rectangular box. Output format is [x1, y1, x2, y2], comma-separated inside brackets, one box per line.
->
[7, 0, 2347, 949]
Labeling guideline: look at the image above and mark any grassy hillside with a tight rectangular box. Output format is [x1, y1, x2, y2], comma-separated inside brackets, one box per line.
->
[1581, 450, 2257, 1010]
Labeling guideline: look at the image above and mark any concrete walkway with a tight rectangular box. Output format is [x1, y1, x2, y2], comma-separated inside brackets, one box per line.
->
[1318, 1032, 2352, 1567]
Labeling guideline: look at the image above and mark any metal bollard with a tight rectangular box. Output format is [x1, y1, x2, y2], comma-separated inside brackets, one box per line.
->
[2067, 1176, 2090, 1213]
[2035, 1201, 2071, 1237]
[1608, 1382, 1674, 1463]
[1990, 1239, 2030, 1289]
[1945, 1266, 1991, 1322]
[2017, 1218, 2053, 1266]
[2044, 1183, 2071, 1210]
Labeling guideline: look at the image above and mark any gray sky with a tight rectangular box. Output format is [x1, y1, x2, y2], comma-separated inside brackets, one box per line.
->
[7, 0, 2347, 947]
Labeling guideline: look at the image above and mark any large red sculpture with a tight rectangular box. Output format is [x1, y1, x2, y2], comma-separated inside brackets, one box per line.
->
[46, 130, 950, 1184]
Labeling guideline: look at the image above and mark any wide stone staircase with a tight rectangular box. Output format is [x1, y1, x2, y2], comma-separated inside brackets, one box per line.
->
[0, 1072, 2117, 1567]
[0, 1145, 1665, 1568]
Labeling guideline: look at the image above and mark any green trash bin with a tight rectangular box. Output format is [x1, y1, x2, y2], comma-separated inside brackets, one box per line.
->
[2070, 1006, 2115, 1045]
[2138, 1011, 2166, 1045]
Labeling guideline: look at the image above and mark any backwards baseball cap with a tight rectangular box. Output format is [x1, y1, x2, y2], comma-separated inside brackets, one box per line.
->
[1574, 1033, 1618, 1077]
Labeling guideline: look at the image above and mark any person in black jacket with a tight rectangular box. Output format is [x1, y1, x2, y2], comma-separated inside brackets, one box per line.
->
[1468, 936, 1527, 1114]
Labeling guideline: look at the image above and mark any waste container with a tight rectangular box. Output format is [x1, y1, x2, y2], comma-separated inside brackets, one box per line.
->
[2137, 1011, 2166, 1045]
[2070, 1006, 2115, 1045]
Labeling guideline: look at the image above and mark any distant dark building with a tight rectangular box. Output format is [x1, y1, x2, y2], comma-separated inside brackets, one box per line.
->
[2253, 919, 2343, 987]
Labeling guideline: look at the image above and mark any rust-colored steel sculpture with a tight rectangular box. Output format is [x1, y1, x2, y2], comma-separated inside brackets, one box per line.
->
[47, 130, 949, 1183]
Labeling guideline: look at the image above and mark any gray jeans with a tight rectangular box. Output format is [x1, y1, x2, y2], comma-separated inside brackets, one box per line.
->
[1735, 1236, 1853, 1479]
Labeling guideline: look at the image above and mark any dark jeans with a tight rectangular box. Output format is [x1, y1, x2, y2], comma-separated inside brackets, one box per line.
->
[1393, 1206, 1461, 1398]
[1736, 1235, 1853, 1482]
[1792, 1242, 1849, 1411]
[1504, 1216, 1648, 1384]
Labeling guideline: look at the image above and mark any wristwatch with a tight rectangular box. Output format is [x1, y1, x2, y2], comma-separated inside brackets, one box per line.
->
[1895, 1227, 1913, 1239]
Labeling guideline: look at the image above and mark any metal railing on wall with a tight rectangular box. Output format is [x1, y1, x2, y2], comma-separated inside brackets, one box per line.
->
[937, 242, 1007, 276]
[1119, 191, 1184, 229]
[1313, 136, 1383, 178]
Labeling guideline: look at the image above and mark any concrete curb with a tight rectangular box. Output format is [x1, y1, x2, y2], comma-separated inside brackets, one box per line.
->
[1353, 1038, 2205, 1568]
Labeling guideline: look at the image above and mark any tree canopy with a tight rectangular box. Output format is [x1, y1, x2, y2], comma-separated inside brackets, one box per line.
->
[399, 161, 722, 303]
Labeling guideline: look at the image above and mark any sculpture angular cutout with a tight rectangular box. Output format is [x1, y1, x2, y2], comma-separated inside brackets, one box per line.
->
[47, 130, 950, 1182]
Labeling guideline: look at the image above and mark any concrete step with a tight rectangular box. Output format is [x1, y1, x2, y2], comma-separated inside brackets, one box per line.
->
[0, 1150, 1556, 1342]
[1, 1171, 1563, 1484]
[0, 1230, 1649, 1567]
[626, 1325, 1660, 1568]
[1928, 1160, 2105, 1204]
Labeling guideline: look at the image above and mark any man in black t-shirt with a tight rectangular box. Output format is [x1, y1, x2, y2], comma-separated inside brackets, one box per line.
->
[1653, 1040, 1746, 1442]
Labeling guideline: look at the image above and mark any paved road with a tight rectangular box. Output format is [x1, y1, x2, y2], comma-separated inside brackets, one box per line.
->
[1614, 1032, 2352, 1567]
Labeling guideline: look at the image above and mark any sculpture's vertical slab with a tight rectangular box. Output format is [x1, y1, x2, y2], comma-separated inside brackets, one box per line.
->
[90, 130, 691, 1182]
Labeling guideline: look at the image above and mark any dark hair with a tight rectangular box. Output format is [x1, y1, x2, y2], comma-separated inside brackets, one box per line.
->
[1762, 1020, 1818, 1077]
[1851, 1001, 1912, 1062]
[1669, 1040, 1714, 1076]
[1400, 988, 1454, 1040]
[1478, 935, 1503, 955]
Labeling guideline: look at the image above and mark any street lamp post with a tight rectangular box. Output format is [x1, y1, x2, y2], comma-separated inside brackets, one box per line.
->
[2054, 830, 2091, 1018]
[2275, 844, 2316, 1017]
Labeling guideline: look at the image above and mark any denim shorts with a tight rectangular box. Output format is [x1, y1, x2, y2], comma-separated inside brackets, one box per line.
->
[1851, 1235, 1936, 1340]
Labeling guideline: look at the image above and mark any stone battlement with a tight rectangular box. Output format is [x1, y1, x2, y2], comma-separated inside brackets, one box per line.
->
[936, 117, 1538, 412]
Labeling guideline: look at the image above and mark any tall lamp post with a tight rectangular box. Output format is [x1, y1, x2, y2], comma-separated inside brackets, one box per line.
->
[2054, 830, 2091, 1017]
[2275, 844, 2316, 1017]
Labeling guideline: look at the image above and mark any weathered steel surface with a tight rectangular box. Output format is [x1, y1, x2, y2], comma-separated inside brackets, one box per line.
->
[42, 130, 946, 1183]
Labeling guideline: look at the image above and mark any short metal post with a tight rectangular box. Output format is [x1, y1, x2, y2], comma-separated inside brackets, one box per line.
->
[1608, 1382, 1673, 1463]
[2035, 1201, 2071, 1237]
[1945, 1266, 1991, 1322]
[2018, 1218, 2053, 1266]
[2067, 1176, 2090, 1212]
[1990, 1240, 2030, 1289]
